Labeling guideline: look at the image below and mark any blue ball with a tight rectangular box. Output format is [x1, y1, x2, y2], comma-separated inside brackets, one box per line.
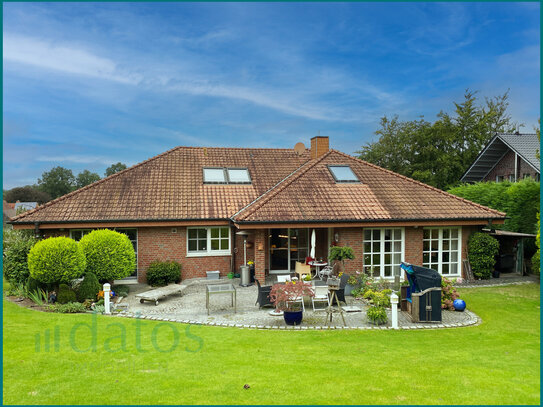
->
[453, 299, 466, 311]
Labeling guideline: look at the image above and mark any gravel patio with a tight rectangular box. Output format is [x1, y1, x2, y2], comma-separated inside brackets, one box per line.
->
[117, 278, 480, 329]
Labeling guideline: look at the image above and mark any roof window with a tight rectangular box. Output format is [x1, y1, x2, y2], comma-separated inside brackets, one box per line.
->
[203, 168, 251, 184]
[328, 165, 360, 183]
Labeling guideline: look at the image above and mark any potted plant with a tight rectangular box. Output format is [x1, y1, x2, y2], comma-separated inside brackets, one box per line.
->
[302, 274, 312, 283]
[329, 246, 355, 276]
[269, 281, 314, 325]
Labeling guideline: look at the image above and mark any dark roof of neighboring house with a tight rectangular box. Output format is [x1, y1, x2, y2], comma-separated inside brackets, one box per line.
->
[11, 145, 505, 225]
[461, 133, 540, 182]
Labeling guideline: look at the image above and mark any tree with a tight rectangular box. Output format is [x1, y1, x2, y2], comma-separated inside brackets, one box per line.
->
[37, 167, 75, 199]
[105, 162, 127, 177]
[357, 90, 520, 190]
[76, 170, 101, 189]
[4, 186, 51, 204]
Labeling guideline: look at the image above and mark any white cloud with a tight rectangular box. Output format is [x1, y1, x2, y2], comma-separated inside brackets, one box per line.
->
[3, 34, 142, 84]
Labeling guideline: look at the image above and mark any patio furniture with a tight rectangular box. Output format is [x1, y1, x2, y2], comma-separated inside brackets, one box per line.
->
[312, 285, 330, 311]
[317, 265, 333, 280]
[277, 275, 291, 283]
[255, 279, 273, 308]
[295, 261, 312, 281]
[330, 273, 349, 305]
[308, 260, 328, 279]
[135, 283, 186, 306]
[206, 283, 237, 315]
[400, 262, 442, 323]
[325, 286, 346, 326]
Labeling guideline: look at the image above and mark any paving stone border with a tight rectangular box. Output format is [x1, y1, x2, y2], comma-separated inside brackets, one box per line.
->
[114, 308, 481, 331]
[456, 280, 537, 289]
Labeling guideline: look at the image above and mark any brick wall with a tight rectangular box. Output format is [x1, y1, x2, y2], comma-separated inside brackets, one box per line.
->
[138, 227, 239, 283]
[404, 227, 423, 265]
[485, 150, 539, 181]
[333, 227, 363, 273]
[254, 229, 267, 282]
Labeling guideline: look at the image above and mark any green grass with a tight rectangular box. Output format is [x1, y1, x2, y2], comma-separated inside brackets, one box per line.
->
[3, 284, 540, 405]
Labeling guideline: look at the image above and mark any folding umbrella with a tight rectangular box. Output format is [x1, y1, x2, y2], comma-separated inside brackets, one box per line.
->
[310, 229, 316, 259]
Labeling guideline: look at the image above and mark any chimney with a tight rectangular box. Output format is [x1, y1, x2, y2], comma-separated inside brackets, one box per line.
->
[310, 136, 329, 159]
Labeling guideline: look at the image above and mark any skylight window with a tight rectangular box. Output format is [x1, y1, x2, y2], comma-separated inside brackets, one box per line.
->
[227, 168, 251, 183]
[328, 165, 360, 183]
[203, 168, 227, 183]
[203, 168, 251, 184]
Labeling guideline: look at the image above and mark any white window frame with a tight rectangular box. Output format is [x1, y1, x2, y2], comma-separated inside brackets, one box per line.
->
[69, 229, 93, 241]
[362, 228, 405, 279]
[186, 226, 231, 257]
[422, 227, 462, 277]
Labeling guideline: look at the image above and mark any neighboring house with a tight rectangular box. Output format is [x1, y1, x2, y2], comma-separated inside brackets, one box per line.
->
[461, 133, 540, 183]
[3, 200, 16, 228]
[14, 201, 38, 213]
[10, 136, 506, 283]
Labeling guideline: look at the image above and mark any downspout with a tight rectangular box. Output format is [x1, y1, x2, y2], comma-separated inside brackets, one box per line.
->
[34, 222, 41, 239]
[230, 222, 236, 274]
[514, 152, 518, 182]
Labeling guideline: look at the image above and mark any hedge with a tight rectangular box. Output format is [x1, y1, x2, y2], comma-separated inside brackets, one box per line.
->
[27, 237, 86, 284]
[79, 229, 136, 281]
[448, 179, 539, 234]
[468, 232, 500, 279]
[2, 230, 37, 285]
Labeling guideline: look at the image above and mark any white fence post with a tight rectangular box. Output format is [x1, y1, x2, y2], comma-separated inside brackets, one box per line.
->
[391, 293, 399, 329]
[103, 283, 111, 315]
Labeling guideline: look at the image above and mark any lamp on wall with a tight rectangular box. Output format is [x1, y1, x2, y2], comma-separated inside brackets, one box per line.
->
[334, 232, 339, 243]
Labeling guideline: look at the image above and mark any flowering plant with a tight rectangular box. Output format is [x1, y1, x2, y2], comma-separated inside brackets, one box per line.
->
[247, 260, 254, 266]
[269, 281, 314, 312]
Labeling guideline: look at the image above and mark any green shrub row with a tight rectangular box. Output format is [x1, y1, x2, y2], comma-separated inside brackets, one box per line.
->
[468, 232, 500, 279]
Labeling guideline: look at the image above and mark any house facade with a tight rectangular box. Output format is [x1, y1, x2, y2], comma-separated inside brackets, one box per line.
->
[461, 133, 540, 183]
[10, 137, 506, 283]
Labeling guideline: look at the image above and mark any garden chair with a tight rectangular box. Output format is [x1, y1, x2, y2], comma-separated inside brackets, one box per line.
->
[255, 279, 273, 308]
[317, 265, 333, 280]
[295, 261, 312, 281]
[312, 285, 330, 311]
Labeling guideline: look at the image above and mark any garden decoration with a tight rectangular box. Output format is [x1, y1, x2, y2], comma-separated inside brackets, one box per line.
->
[453, 299, 466, 312]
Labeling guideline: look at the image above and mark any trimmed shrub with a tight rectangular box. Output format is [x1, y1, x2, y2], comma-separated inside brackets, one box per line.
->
[3, 230, 37, 285]
[57, 283, 77, 304]
[27, 237, 86, 284]
[146, 261, 181, 286]
[79, 229, 136, 281]
[468, 233, 500, 279]
[77, 272, 101, 302]
[532, 213, 540, 275]
[367, 305, 387, 325]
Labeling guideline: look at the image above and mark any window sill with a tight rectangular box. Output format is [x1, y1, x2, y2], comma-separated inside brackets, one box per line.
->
[186, 251, 231, 258]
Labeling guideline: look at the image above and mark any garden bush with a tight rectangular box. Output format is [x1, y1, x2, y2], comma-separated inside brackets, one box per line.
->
[468, 233, 500, 279]
[79, 229, 136, 281]
[77, 272, 101, 302]
[532, 213, 540, 275]
[48, 302, 87, 313]
[27, 237, 86, 284]
[441, 278, 459, 310]
[366, 305, 387, 325]
[2, 230, 37, 285]
[146, 261, 182, 286]
[57, 283, 77, 304]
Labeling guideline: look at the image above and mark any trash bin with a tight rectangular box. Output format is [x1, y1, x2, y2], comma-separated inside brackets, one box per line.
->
[240, 265, 251, 287]
[400, 262, 442, 323]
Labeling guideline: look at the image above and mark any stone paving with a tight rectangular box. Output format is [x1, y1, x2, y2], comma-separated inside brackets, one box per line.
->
[117, 278, 481, 330]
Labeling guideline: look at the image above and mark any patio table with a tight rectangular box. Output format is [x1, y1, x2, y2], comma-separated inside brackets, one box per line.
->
[308, 261, 328, 279]
[206, 283, 236, 315]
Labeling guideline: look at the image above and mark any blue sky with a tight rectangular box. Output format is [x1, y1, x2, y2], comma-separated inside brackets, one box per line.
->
[3, 2, 540, 189]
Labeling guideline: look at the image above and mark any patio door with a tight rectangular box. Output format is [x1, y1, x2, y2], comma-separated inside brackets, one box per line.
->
[269, 228, 309, 274]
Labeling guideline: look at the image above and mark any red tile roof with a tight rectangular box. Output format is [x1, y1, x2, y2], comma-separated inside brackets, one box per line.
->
[11, 146, 505, 225]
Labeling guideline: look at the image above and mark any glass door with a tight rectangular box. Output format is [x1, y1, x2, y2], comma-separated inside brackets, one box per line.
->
[269, 228, 309, 273]
[269, 229, 289, 271]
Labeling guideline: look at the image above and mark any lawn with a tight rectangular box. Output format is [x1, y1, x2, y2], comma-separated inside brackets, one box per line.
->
[2, 283, 540, 405]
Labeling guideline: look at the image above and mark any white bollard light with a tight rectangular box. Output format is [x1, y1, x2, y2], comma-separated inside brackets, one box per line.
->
[103, 283, 111, 315]
[391, 293, 399, 329]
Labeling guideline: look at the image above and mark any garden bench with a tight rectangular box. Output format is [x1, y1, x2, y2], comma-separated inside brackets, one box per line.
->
[135, 283, 191, 306]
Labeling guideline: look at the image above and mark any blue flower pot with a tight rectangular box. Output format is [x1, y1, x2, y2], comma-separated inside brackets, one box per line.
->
[283, 310, 303, 325]
[453, 299, 466, 312]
